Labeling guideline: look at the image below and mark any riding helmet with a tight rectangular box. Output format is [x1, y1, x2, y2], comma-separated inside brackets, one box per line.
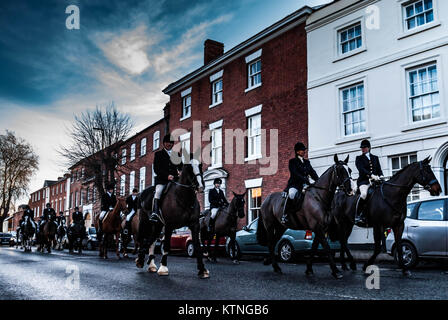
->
[294, 142, 307, 152]
[360, 139, 371, 149]
[46, 203, 51, 207]
[106, 182, 115, 191]
[214, 178, 222, 185]
[163, 134, 175, 144]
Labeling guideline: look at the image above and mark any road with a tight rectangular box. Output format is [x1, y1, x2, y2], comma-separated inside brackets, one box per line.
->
[1, 246, 448, 300]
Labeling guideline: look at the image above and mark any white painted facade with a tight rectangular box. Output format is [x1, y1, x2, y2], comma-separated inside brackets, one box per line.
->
[307, 0, 448, 196]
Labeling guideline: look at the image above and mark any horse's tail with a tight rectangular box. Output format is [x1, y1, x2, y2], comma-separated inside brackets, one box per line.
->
[256, 208, 268, 246]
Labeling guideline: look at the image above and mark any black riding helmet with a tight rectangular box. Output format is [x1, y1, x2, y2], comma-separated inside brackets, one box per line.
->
[213, 178, 222, 185]
[163, 134, 174, 144]
[294, 142, 307, 152]
[360, 139, 371, 149]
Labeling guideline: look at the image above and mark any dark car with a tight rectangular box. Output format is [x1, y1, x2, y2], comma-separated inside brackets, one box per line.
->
[84, 227, 98, 250]
[0, 233, 13, 245]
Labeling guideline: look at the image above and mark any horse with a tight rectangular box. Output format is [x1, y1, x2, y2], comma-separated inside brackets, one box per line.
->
[200, 192, 246, 263]
[67, 222, 86, 254]
[94, 197, 127, 259]
[120, 212, 140, 258]
[257, 155, 355, 279]
[37, 219, 57, 253]
[21, 216, 35, 252]
[55, 220, 66, 251]
[135, 158, 209, 278]
[327, 157, 441, 276]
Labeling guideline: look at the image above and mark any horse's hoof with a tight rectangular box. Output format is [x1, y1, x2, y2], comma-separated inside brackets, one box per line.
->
[123, 253, 128, 258]
[157, 265, 169, 276]
[232, 260, 240, 265]
[199, 269, 210, 279]
[350, 262, 357, 271]
[135, 258, 144, 269]
[332, 271, 343, 279]
[148, 261, 158, 273]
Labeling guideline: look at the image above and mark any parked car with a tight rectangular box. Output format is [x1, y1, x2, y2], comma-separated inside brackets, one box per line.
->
[84, 227, 98, 250]
[227, 218, 341, 262]
[159, 227, 226, 257]
[0, 232, 13, 246]
[9, 231, 17, 246]
[386, 196, 448, 269]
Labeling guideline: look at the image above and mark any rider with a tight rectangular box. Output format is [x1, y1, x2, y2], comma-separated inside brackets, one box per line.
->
[355, 139, 384, 225]
[124, 188, 139, 234]
[282, 142, 319, 224]
[208, 178, 229, 233]
[149, 134, 182, 223]
[19, 207, 36, 230]
[99, 183, 117, 233]
[40, 203, 57, 231]
[71, 206, 86, 238]
[56, 211, 66, 226]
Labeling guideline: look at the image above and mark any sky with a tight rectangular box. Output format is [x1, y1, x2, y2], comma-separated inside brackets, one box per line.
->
[0, 0, 332, 204]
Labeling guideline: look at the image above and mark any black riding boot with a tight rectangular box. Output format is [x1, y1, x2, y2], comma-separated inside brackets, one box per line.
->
[281, 198, 291, 224]
[149, 199, 161, 223]
[355, 198, 367, 226]
[208, 217, 216, 233]
[124, 220, 132, 235]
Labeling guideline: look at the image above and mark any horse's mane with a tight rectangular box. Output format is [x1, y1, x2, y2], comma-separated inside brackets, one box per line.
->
[388, 161, 418, 182]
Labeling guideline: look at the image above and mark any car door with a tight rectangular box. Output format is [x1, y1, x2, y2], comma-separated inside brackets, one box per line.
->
[407, 199, 447, 256]
[239, 219, 268, 253]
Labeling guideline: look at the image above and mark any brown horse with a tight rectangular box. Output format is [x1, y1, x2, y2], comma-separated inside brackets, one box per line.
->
[257, 155, 355, 279]
[200, 192, 246, 263]
[94, 197, 127, 259]
[37, 220, 57, 253]
[120, 212, 140, 258]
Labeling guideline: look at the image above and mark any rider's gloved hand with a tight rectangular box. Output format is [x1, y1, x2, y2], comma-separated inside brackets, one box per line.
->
[371, 175, 380, 181]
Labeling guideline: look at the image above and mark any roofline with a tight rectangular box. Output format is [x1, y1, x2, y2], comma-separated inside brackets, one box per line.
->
[125, 117, 165, 143]
[162, 5, 314, 95]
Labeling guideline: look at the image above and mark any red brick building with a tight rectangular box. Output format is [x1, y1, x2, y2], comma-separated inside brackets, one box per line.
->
[29, 177, 69, 219]
[163, 6, 313, 227]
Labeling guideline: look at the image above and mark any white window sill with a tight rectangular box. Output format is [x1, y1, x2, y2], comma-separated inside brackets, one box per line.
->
[401, 118, 447, 132]
[333, 47, 367, 63]
[245, 154, 262, 162]
[245, 83, 262, 93]
[397, 21, 441, 40]
[335, 132, 370, 145]
[209, 101, 223, 109]
[180, 114, 191, 122]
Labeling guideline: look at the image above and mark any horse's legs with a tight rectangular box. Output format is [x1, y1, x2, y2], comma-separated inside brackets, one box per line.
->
[147, 241, 157, 273]
[115, 232, 121, 259]
[229, 232, 239, 264]
[267, 226, 282, 274]
[103, 234, 109, 259]
[305, 237, 319, 275]
[158, 227, 172, 276]
[392, 222, 410, 276]
[190, 223, 208, 278]
[343, 229, 357, 271]
[314, 228, 342, 279]
[213, 235, 220, 262]
[363, 226, 383, 272]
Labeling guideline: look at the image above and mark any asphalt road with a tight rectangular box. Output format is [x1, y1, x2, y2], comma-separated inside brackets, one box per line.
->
[1, 246, 448, 300]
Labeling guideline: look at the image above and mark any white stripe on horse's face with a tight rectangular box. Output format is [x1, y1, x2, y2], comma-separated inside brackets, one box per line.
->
[190, 159, 204, 189]
[343, 164, 356, 195]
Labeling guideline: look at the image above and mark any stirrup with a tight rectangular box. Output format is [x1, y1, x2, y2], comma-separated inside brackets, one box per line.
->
[149, 212, 160, 223]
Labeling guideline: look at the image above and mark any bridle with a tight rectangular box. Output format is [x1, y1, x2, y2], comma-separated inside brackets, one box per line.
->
[311, 163, 352, 193]
[174, 163, 204, 191]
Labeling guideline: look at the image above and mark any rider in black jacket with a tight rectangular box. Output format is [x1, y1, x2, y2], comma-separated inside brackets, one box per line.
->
[98, 183, 117, 233]
[208, 178, 229, 233]
[124, 188, 139, 234]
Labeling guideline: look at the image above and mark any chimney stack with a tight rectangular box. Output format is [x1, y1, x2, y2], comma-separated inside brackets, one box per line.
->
[204, 39, 224, 65]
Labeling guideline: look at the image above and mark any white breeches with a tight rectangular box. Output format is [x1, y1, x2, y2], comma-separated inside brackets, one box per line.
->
[288, 188, 299, 200]
[155, 184, 165, 199]
[359, 184, 370, 200]
[126, 209, 135, 221]
[100, 211, 107, 220]
[211, 208, 219, 219]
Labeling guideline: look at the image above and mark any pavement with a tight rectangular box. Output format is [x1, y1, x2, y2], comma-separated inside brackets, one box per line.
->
[1, 246, 448, 300]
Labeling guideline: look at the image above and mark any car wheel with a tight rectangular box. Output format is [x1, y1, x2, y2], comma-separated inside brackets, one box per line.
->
[187, 242, 195, 257]
[278, 241, 294, 263]
[227, 241, 241, 260]
[394, 242, 418, 269]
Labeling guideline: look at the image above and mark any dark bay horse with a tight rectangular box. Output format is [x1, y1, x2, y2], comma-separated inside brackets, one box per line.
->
[135, 158, 209, 278]
[21, 215, 36, 252]
[327, 157, 441, 276]
[94, 197, 127, 259]
[55, 220, 66, 251]
[67, 223, 85, 254]
[200, 192, 246, 263]
[257, 155, 355, 279]
[120, 212, 140, 258]
[37, 220, 57, 253]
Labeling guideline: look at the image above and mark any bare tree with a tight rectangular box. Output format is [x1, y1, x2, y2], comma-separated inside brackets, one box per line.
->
[59, 103, 133, 200]
[0, 131, 39, 232]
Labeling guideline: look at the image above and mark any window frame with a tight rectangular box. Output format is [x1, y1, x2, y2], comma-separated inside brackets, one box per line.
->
[390, 153, 420, 201]
[416, 199, 445, 221]
[339, 81, 367, 138]
[140, 138, 147, 156]
[181, 94, 192, 120]
[247, 59, 262, 91]
[211, 78, 223, 107]
[121, 149, 127, 165]
[139, 167, 146, 191]
[247, 187, 262, 224]
[153, 131, 160, 151]
[130, 143, 136, 161]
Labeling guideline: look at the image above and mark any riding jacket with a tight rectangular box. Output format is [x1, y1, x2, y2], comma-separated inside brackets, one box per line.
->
[42, 208, 56, 221]
[286, 157, 319, 191]
[153, 149, 182, 185]
[101, 192, 117, 212]
[56, 215, 66, 225]
[126, 194, 139, 213]
[355, 153, 383, 187]
[208, 188, 228, 209]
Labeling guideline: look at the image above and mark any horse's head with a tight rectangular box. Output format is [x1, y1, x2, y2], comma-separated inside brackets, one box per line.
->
[333, 154, 355, 196]
[182, 158, 205, 193]
[116, 197, 129, 215]
[414, 157, 441, 196]
[231, 191, 246, 219]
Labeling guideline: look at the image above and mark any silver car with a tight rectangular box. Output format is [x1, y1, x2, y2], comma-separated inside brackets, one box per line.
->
[386, 196, 448, 268]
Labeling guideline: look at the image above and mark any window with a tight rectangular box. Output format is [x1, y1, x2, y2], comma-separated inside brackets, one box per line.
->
[339, 23, 362, 54]
[247, 114, 261, 159]
[151, 165, 156, 186]
[418, 199, 444, 221]
[211, 127, 222, 167]
[86, 188, 90, 204]
[75, 191, 78, 207]
[212, 79, 223, 105]
[139, 167, 146, 191]
[248, 59, 261, 89]
[129, 171, 135, 193]
[121, 149, 127, 165]
[141, 138, 147, 156]
[404, 0, 434, 31]
[180, 133, 191, 163]
[153, 131, 160, 151]
[391, 154, 420, 201]
[130, 144, 136, 161]
[182, 95, 191, 119]
[120, 175, 126, 196]
[69, 193, 73, 209]
[248, 187, 262, 223]
[341, 83, 366, 136]
[408, 64, 439, 122]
